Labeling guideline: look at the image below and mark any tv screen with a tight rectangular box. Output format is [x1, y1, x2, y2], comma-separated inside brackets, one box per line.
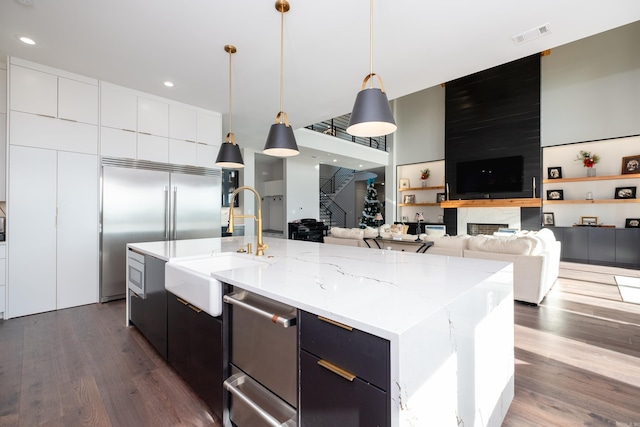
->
[456, 155, 524, 194]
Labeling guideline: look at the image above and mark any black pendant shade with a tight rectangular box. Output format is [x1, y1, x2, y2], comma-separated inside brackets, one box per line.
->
[347, 87, 397, 137]
[215, 136, 244, 169]
[263, 122, 299, 157]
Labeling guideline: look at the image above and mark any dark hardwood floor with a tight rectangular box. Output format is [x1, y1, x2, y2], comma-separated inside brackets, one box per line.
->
[0, 262, 639, 426]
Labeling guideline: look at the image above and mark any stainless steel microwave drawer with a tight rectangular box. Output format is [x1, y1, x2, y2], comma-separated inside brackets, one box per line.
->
[299, 310, 389, 391]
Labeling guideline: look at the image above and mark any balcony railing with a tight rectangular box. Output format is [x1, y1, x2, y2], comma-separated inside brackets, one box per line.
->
[305, 114, 388, 152]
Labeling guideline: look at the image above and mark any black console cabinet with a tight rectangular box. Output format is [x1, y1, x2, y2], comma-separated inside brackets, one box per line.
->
[546, 226, 639, 269]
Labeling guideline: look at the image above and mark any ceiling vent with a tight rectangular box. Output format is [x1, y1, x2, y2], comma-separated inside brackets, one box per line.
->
[512, 23, 551, 45]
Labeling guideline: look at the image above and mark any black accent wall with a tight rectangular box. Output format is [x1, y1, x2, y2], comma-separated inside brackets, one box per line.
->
[444, 54, 541, 201]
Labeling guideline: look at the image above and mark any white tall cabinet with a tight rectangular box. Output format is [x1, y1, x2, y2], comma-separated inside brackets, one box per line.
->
[7, 58, 99, 318]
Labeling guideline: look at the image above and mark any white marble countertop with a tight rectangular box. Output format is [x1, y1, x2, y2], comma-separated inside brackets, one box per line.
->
[129, 236, 512, 339]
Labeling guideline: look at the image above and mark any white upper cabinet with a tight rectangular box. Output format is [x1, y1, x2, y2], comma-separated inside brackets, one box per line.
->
[169, 138, 197, 166]
[0, 67, 7, 114]
[197, 111, 222, 145]
[100, 83, 137, 131]
[138, 133, 168, 163]
[58, 77, 99, 124]
[170, 104, 197, 142]
[196, 143, 218, 168]
[10, 65, 58, 117]
[138, 97, 169, 137]
[10, 63, 99, 125]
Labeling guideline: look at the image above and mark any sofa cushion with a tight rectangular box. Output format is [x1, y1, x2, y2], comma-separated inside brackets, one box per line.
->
[432, 234, 471, 250]
[363, 227, 378, 238]
[468, 235, 532, 255]
[330, 227, 364, 239]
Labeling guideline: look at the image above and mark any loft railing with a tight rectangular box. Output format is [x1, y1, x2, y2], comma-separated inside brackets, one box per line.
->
[306, 114, 387, 152]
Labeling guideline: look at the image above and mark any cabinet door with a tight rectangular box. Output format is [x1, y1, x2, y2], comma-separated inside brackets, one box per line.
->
[10, 65, 57, 117]
[0, 68, 6, 114]
[196, 143, 217, 168]
[58, 77, 99, 125]
[562, 227, 589, 262]
[57, 152, 99, 309]
[169, 104, 197, 141]
[300, 350, 388, 427]
[616, 229, 640, 267]
[169, 139, 197, 166]
[143, 255, 168, 359]
[196, 111, 221, 145]
[138, 133, 169, 163]
[168, 293, 191, 380]
[190, 307, 223, 420]
[587, 228, 615, 263]
[101, 83, 137, 131]
[0, 115, 6, 201]
[100, 127, 137, 159]
[8, 146, 57, 318]
[138, 97, 169, 137]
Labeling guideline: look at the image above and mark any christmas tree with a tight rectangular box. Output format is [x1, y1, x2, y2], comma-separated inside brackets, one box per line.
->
[359, 178, 381, 228]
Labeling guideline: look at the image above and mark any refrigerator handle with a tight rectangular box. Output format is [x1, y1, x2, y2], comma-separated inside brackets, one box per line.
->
[172, 186, 178, 240]
[164, 186, 170, 240]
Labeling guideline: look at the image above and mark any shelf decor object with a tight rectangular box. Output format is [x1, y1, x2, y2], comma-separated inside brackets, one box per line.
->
[263, 0, 299, 157]
[615, 186, 637, 199]
[420, 169, 430, 187]
[414, 212, 424, 242]
[621, 154, 640, 175]
[580, 216, 598, 226]
[436, 192, 446, 203]
[216, 45, 245, 169]
[576, 150, 600, 177]
[374, 213, 384, 238]
[625, 218, 640, 228]
[346, 0, 397, 137]
[403, 194, 415, 204]
[547, 189, 564, 200]
[547, 167, 562, 179]
[399, 178, 410, 189]
[542, 212, 555, 226]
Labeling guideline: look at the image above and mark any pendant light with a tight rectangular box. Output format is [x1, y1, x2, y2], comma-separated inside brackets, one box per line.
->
[215, 44, 245, 169]
[346, 0, 397, 138]
[263, 0, 300, 157]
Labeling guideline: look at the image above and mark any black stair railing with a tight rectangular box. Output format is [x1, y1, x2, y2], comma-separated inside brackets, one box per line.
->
[320, 191, 347, 229]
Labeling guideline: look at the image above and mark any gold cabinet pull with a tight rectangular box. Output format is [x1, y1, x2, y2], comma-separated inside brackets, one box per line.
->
[176, 297, 189, 305]
[188, 304, 202, 313]
[317, 359, 355, 382]
[318, 316, 353, 331]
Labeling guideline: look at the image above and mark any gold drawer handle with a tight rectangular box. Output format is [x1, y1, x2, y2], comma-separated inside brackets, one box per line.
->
[317, 359, 355, 382]
[188, 304, 202, 313]
[176, 297, 189, 305]
[318, 316, 353, 331]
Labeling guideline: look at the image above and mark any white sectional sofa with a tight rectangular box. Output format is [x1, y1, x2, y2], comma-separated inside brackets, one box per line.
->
[324, 226, 561, 305]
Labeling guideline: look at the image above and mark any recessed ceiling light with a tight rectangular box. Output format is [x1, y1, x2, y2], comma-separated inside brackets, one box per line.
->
[163, 81, 174, 87]
[19, 36, 36, 45]
[359, 164, 363, 167]
[333, 159, 337, 162]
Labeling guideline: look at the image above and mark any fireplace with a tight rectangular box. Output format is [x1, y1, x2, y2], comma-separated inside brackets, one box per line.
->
[467, 223, 508, 236]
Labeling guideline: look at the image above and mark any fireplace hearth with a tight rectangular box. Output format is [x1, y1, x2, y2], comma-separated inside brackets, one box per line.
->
[467, 223, 508, 236]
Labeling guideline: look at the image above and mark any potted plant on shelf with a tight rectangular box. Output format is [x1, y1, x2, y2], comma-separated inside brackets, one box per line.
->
[576, 150, 600, 177]
[420, 169, 430, 188]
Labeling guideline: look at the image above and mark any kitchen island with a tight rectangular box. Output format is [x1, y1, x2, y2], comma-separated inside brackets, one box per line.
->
[127, 236, 514, 427]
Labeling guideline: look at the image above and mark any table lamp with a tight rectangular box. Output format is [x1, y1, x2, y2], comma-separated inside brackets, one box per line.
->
[374, 213, 384, 238]
[415, 212, 425, 242]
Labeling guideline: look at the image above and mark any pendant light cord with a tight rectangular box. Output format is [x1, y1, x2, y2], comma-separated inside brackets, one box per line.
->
[369, 0, 373, 88]
[279, 5, 285, 116]
[228, 48, 233, 134]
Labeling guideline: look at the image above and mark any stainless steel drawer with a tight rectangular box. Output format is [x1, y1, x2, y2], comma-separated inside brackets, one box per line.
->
[299, 311, 390, 391]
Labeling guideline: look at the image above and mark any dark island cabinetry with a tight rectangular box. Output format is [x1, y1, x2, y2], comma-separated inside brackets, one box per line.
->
[298, 310, 390, 427]
[167, 291, 224, 420]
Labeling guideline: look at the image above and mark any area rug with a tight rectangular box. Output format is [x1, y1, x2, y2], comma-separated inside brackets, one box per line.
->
[614, 275, 640, 304]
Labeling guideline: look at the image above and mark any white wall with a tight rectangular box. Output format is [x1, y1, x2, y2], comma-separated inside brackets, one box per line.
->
[285, 157, 320, 225]
[541, 21, 640, 147]
[394, 84, 445, 165]
[0, 62, 6, 202]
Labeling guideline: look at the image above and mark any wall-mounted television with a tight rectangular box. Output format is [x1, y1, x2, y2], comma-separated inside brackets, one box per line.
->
[456, 155, 524, 195]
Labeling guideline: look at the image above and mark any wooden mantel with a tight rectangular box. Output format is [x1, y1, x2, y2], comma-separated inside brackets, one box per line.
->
[440, 198, 542, 208]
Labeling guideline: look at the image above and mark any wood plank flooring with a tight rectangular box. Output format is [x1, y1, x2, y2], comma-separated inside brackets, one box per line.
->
[0, 261, 639, 426]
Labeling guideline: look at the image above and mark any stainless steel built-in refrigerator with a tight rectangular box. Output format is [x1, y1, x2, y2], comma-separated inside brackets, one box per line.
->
[100, 158, 222, 302]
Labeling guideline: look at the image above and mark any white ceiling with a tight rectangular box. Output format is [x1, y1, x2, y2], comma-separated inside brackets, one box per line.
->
[1, 0, 640, 161]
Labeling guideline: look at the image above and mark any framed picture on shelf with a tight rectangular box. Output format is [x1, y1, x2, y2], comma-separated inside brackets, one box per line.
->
[621, 155, 640, 175]
[546, 189, 564, 200]
[614, 186, 637, 199]
[547, 167, 562, 179]
[399, 178, 410, 189]
[403, 194, 415, 204]
[436, 192, 446, 203]
[542, 212, 555, 226]
[625, 218, 640, 228]
[580, 216, 598, 226]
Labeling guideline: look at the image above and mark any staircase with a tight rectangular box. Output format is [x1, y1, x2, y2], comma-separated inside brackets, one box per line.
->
[319, 167, 355, 229]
